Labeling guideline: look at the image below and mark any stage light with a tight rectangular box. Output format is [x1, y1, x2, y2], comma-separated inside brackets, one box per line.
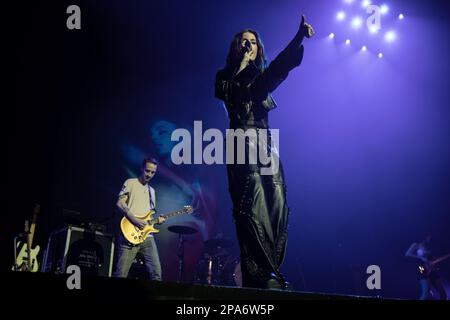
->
[361, 45, 367, 51]
[378, 52, 383, 58]
[336, 11, 346, 21]
[398, 13, 404, 20]
[384, 30, 396, 42]
[328, 33, 335, 39]
[344, 0, 354, 4]
[369, 25, 379, 34]
[361, 0, 371, 8]
[345, 39, 351, 45]
[380, 5, 389, 14]
[351, 17, 363, 29]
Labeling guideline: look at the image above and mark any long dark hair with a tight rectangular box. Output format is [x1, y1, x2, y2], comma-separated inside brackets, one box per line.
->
[225, 29, 267, 73]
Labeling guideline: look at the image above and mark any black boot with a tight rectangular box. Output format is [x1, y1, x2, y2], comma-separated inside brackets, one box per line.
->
[263, 273, 283, 290]
[276, 273, 293, 291]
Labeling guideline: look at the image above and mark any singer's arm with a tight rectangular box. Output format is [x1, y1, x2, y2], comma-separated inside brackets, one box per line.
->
[405, 242, 419, 258]
[235, 50, 253, 76]
[215, 63, 254, 105]
[249, 15, 313, 100]
[215, 69, 238, 105]
[249, 31, 305, 101]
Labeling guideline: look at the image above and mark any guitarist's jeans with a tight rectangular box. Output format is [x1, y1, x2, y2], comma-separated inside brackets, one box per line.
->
[113, 235, 162, 280]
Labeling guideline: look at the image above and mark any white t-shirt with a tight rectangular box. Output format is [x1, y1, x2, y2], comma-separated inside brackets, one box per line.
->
[118, 178, 156, 218]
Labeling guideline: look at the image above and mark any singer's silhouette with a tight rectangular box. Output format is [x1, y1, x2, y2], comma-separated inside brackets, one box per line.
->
[215, 15, 314, 289]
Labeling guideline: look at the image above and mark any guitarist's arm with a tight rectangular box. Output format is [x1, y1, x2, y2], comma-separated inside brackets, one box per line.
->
[117, 195, 147, 229]
[405, 242, 419, 258]
[405, 242, 428, 262]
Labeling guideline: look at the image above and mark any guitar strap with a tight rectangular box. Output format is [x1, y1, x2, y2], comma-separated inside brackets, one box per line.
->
[148, 184, 155, 210]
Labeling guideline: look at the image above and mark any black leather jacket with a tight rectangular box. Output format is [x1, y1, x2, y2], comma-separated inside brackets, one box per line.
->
[215, 30, 305, 129]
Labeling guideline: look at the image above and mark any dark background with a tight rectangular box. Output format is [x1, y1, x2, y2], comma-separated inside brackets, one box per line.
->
[10, 0, 450, 299]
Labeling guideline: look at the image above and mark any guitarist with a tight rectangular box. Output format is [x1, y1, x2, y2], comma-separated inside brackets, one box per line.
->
[113, 157, 166, 279]
[405, 236, 447, 300]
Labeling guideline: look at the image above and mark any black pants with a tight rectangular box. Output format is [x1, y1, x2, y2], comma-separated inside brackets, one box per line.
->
[227, 162, 290, 288]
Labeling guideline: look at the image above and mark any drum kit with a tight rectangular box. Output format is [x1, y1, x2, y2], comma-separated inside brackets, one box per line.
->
[168, 225, 241, 287]
[196, 237, 241, 287]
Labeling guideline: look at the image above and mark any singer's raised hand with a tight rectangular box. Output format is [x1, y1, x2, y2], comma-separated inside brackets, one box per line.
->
[241, 50, 252, 66]
[300, 14, 315, 38]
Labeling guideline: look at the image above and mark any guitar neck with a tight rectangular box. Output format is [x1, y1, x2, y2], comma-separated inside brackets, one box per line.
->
[29, 204, 39, 248]
[29, 223, 36, 248]
[433, 253, 450, 265]
[149, 209, 188, 224]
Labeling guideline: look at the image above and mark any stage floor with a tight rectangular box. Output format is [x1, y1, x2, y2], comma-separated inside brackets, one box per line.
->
[3, 271, 379, 301]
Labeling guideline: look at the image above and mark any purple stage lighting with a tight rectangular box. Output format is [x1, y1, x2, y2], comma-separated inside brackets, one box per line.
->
[380, 5, 389, 14]
[369, 25, 379, 34]
[378, 52, 383, 58]
[345, 39, 351, 45]
[398, 13, 405, 20]
[384, 30, 396, 42]
[361, 45, 367, 51]
[328, 33, 335, 39]
[361, 0, 371, 8]
[336, 11, 346, 21]
[351, 17, 363, 29]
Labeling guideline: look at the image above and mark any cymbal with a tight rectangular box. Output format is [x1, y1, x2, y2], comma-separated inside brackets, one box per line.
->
[168, 225, 198, 235]
[204, 238, 233, 249]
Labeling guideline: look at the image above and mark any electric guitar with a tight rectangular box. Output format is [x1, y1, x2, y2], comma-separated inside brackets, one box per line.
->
[418, 252, 450, 276]
[13, 204, 40, 272]
[120, 205, 193, 245]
